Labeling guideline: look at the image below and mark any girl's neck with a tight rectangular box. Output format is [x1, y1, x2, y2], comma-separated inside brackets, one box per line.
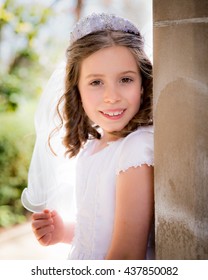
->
[92, 133, 121, 155]
[101, 131, 120, 144]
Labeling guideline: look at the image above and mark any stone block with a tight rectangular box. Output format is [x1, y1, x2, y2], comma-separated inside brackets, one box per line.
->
[153, 0, 208, 21]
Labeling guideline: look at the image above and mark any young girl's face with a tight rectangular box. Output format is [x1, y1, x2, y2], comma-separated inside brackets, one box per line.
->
[78, 45, 143, 141]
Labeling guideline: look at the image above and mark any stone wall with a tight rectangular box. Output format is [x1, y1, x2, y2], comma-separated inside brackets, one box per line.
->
[153, 0, 208, 259]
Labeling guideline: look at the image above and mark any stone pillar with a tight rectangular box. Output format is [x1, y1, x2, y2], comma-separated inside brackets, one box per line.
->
[153, 0, 208, 259]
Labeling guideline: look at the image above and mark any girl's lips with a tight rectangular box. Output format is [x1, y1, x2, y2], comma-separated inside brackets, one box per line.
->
[100, 109, 126, 120]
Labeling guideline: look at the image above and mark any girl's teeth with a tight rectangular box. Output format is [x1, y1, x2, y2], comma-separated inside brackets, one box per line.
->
[104, 110, 124, 116]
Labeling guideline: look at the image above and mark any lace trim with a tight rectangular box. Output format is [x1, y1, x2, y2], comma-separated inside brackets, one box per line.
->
[116, 161, 154, 175]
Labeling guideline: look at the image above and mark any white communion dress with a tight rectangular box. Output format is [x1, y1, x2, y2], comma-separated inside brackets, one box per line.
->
[68, 125, 154, 260]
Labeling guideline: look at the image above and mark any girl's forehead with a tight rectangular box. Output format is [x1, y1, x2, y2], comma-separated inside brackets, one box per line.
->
[80, 46, 138, 73]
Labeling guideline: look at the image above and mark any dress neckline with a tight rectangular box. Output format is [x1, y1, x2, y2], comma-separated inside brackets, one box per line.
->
[81, 137, 122, 158]
[90, 138, 123, 156]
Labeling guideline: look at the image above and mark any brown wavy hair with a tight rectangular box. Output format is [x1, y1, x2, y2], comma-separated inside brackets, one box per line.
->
[51, 30, 153, 158]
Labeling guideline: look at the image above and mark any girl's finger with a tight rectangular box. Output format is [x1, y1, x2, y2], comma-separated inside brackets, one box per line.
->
[34, 224, 54, 240]
[31, 218, 53, 231]
[51, 210, 58, 217]
[32, 210, 51, 220]
[38, 232, 52, 246]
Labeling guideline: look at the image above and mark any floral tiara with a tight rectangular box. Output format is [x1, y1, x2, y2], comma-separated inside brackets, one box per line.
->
[70, 13, 140, 44]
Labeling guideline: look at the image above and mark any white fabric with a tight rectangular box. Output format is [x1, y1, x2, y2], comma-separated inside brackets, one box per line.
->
[21, 61, 76, 221]
[68, 125, 154, 260]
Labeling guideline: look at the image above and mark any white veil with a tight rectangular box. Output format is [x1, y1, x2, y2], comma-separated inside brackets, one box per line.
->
[21, 61, 76, 221]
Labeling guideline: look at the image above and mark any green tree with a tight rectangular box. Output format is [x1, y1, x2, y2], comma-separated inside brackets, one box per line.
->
[0, 106, 35, 227]
[0, 0, 52, 112]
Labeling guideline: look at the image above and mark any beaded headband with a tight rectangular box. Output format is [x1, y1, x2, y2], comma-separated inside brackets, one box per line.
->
[70, 13, 140, 44]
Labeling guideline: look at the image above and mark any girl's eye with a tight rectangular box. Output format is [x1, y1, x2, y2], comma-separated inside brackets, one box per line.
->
[120, 77, 133, 84]
[90, 80, 103, 86]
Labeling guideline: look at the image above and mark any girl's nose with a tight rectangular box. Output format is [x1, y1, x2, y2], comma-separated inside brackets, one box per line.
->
[103, 85, 121, 104]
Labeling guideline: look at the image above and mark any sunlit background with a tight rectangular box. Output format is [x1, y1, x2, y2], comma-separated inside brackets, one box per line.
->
[0, 0, 152, 259]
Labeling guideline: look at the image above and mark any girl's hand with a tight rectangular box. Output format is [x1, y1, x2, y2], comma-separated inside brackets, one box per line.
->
[31, 209, 65, 246]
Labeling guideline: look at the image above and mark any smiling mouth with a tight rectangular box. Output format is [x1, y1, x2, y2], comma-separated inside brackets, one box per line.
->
[100, 109, 126, 119]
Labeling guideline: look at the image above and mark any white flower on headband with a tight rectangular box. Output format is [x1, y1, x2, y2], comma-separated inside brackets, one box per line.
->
[70, 13, 139, 44]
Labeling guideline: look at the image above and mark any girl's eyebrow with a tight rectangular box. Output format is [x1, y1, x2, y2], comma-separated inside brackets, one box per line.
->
[120, 70, 138, 75]
[86, 71, 138, 79]
[86, 74, 105, 79]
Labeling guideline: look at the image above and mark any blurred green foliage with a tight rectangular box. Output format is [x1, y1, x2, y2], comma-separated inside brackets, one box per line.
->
[0, 103, 36, 227]
[0, 0, 53, 228]
[0, 0, 53, 112]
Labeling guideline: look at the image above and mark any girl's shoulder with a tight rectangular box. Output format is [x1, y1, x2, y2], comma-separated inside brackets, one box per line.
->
[116, 125, 154, 174]
[122, 125, 154, 149]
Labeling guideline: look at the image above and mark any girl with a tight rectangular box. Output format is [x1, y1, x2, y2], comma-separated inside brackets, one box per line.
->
[25, 13, 154, 260]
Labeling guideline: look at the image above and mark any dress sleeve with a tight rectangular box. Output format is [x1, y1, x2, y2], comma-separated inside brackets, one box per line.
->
[116, 126, 154, 175]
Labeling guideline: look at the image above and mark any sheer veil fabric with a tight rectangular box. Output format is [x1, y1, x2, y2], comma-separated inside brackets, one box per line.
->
[21, 61, 76, 221]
